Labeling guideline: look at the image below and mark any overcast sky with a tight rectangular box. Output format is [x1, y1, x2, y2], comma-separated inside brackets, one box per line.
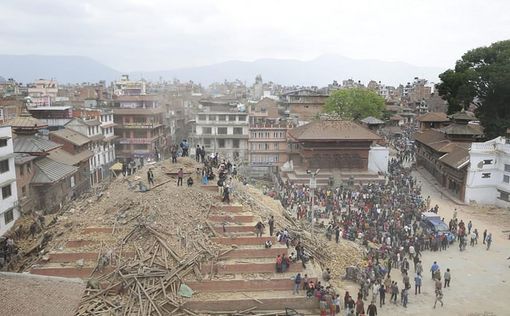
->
[0, 0, 509, 72]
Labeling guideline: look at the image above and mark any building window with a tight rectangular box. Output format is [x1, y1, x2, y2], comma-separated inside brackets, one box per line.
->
[198, 114, 206, 121]
[274, 143, 278, 149]
[218, 139, 225, 148]
[483, 159, 493, 165]
[0, 138, 7, 147]
[505, 164, 510, 172]
[2, 184, 12, 199]
[232, 139, 240, 148]
[4, 208, 14, 224]
[203, 127, 212, 135]
[233, 127, 243, 135]
[482, 173, 491, 178]
[217, 127, 228, 135]
[228, 115, 236, 121]
[218, 115, 226, 121]
[238, 115, 246, 122]
[499, 190, 510, 202]
[203, 139, 211, 148]
[0, 159, 9, 173]
[504, 175, 510, 183]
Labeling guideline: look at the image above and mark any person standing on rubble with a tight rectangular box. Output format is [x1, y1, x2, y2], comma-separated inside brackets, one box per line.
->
[268, 215, 275, 236]
[147, 168, 154, 187]
[177, 168, 184, 186]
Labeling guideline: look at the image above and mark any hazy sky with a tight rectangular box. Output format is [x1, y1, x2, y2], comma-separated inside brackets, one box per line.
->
[1, 0, 509, 71]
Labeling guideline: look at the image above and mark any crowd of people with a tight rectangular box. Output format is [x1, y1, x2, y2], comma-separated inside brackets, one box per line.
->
[263, 127, 496, 314]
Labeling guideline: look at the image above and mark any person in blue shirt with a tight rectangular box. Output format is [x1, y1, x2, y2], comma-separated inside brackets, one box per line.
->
[430, 261, 439, 279]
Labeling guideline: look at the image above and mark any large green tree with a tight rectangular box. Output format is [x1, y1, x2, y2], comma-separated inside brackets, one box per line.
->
[437, 40, 510, 139]
[323, 87, 385, 120]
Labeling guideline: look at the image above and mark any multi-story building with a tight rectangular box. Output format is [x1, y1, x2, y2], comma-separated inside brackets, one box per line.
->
[28, 105, 73, 133]
[113, 95, 166, 161]
[65, 118, 106, 186]
[193, 100, 249, 161]
[6, 113, 78, 214]
[28, 79, 59, 107]
[248, 122, 291, 168]
[112, 75, 146, 96]
[280, 89, 329, 121]
[49, 128, 93, 195]
[73, 108, 117, 181]
[0, 126, 19, 236]
[465, 137, 510, 207]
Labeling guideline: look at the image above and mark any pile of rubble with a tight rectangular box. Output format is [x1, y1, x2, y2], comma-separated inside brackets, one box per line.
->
[8, 158, 231, 315]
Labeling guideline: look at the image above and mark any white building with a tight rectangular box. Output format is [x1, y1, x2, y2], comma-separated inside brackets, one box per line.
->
[65, 118, 106, 186]
[98, 110, 117, 178]
[192, 106, 249, 161]
[0, 126, 19, 236]
[465, 136, 510, 207]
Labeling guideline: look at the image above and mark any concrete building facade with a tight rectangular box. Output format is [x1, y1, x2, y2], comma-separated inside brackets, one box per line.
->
[465, 137, 510, 207]
[0, 126, 19, 236]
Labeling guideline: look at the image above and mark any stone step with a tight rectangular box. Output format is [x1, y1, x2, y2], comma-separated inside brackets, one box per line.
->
[219, 248, 288, 259]
[214, 225, 257, 234]
[208, 215, 254, 223]
[212, 236, 276, 246]
[211, 204, 244, 213]
[30, 266, 114, 279]
[186, 278, 317, 292]
[202, 262, 302, 274]
[184, 294, 319, 312]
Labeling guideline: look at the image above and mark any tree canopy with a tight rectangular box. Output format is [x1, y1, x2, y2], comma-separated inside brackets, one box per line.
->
[323, 88, 385, 120]
[437, 40, 510, 139]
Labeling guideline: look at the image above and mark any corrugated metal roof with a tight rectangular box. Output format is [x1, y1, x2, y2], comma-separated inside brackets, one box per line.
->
[361, 116, 384, 125]
[14, 153, 37, 165]
[50, 128, 90, 146]
[47, 148, 93, 166]
[31, 157, 77, 184]
[13, 135, 61, 154]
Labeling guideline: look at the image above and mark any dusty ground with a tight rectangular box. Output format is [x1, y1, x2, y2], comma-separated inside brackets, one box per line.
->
[338, 170, 510, 316]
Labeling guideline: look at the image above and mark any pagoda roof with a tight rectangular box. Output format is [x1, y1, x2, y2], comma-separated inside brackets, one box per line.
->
[288, 120, 381, 141]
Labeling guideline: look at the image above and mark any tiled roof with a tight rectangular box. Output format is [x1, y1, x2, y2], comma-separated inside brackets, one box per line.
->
[47, 148, 93, 165]
[32, 157, 77, 184]
[449, 111, 475, 121]
[50, 128, 90, 146]
[288, 120, 381, 141]
[2, 113, 48, 129]
[439, 145, 470, 169]
[13, 135, 61, 154]
[416, 112, 449, 122]
[414, 129, 471, 153]
[14, 153, 37, 165]
[0, 272, 85, 316]
[390, 115, 403, 121]
[440, 123, 484, 136]
[361, 116, 385, 125]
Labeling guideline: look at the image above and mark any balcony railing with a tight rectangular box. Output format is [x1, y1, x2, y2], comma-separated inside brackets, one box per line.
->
[118, 122, 163, 129]
[118, 137, 159, 144]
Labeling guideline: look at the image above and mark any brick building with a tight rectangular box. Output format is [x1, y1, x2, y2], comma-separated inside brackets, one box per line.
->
[280, 89, 329, 121]
[113, 95, 166, 161]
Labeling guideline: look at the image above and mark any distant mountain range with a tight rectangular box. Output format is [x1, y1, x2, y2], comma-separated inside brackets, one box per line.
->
[0, 54, 444, 86]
